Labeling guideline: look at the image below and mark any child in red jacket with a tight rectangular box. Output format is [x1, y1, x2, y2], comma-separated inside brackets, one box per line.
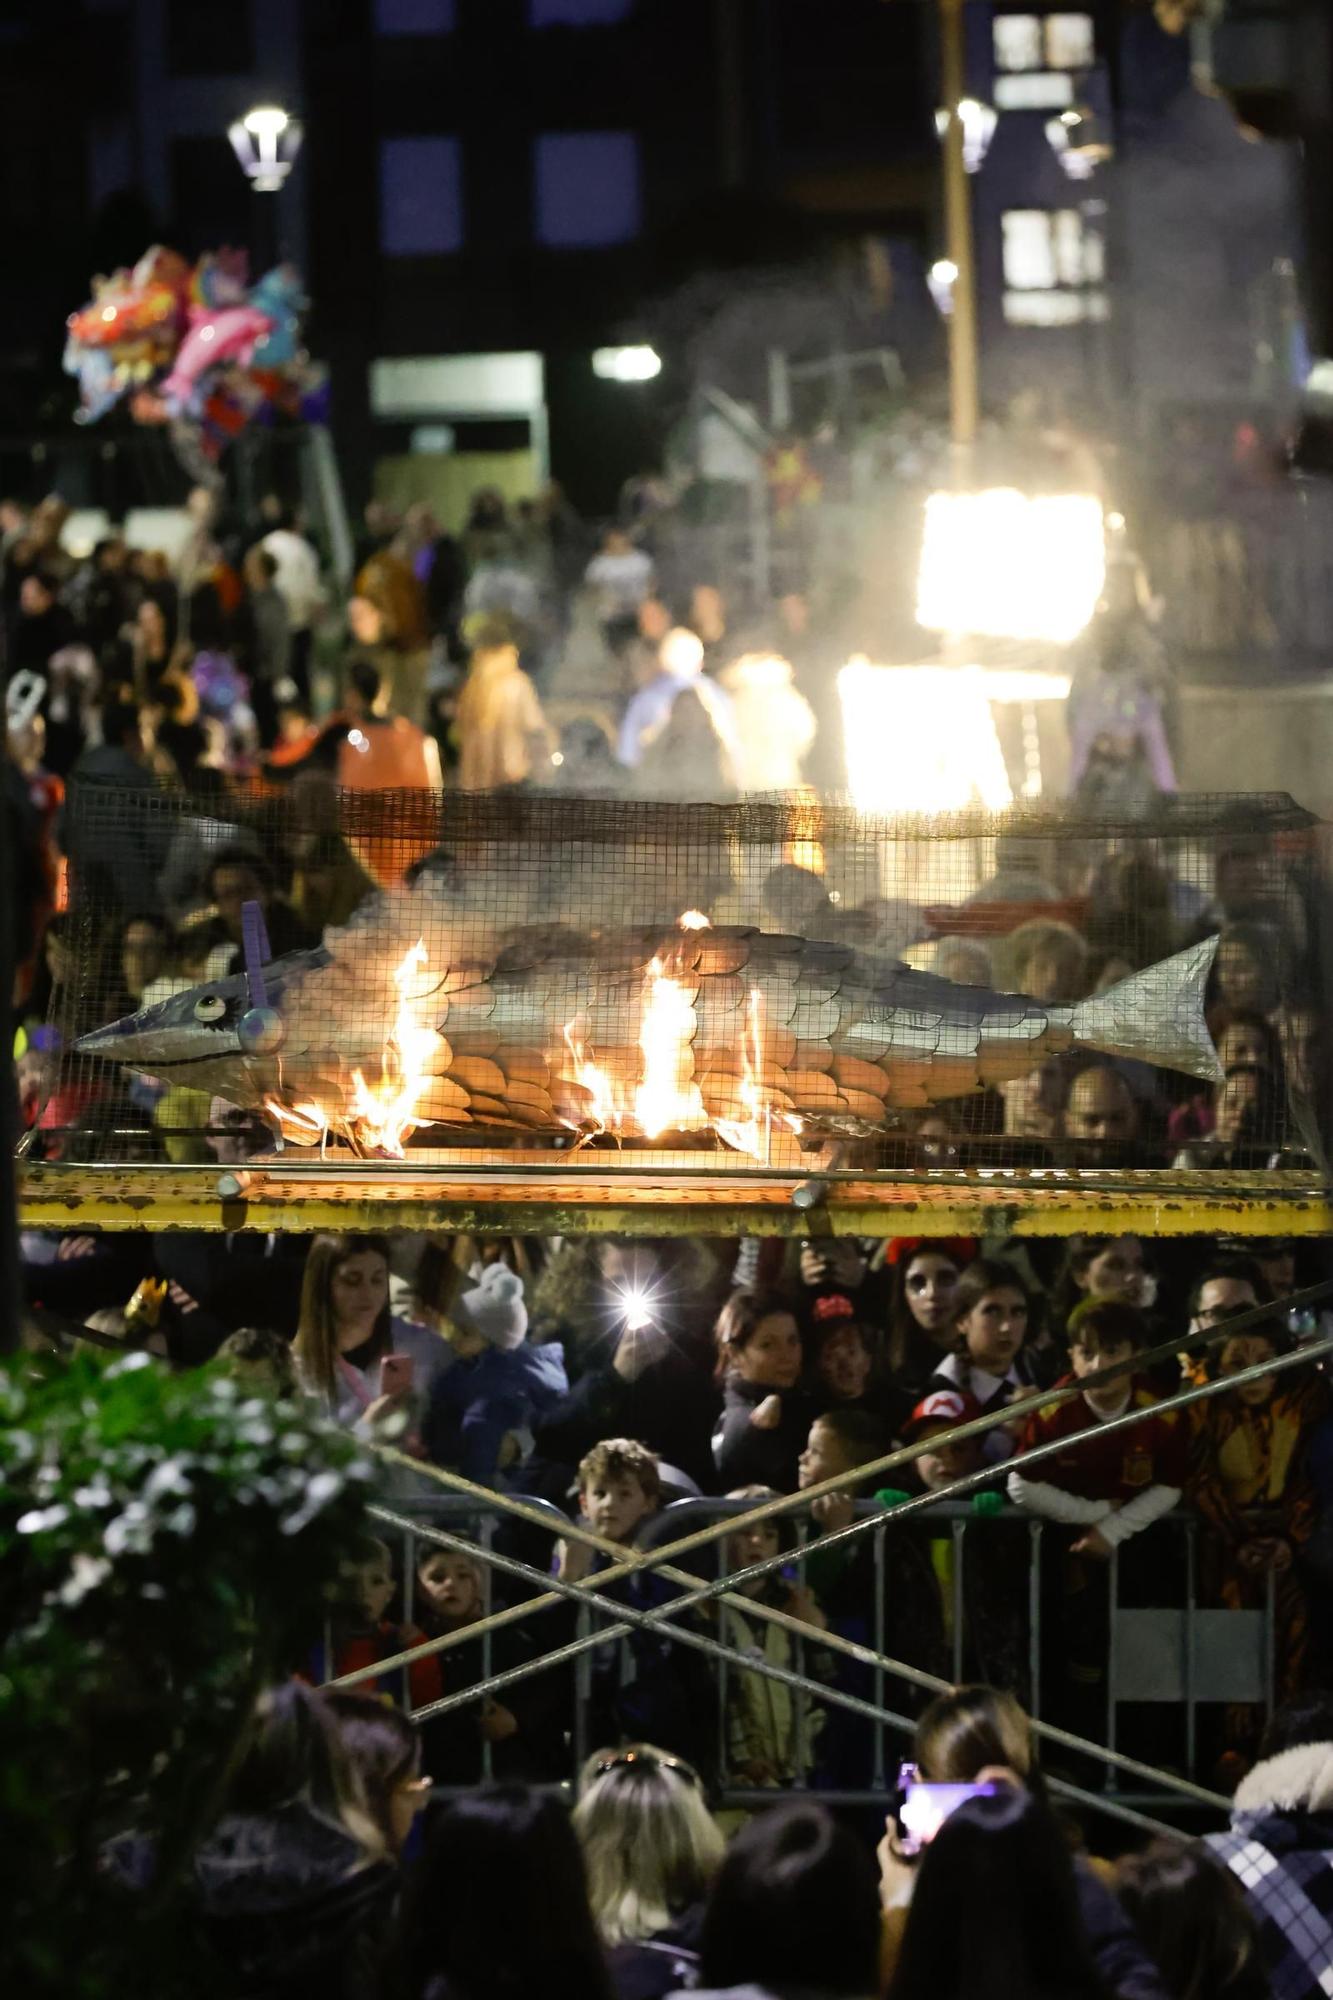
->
[323, 1536, 444, 1716]
[1009, 1297, 1186, 1754]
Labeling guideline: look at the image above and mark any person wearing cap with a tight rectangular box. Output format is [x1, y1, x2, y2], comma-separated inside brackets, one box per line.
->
[880, 1390, 1030, 1696]
[422, 1263, 568, 1485]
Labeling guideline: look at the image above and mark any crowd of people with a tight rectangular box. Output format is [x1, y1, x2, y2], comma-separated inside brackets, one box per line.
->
[20, 1216, 1333, 1796]
[2, 477, 1326, 1175]
[102, 1671, 1333, 2000]
[6, 476, 1333, 1998]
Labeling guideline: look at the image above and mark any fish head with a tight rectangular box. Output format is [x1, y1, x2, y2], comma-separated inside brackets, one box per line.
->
[72, 948, 325, 1098]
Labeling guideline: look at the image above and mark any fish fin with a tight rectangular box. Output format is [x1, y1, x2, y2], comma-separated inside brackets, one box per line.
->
[1069, 936, 1224, 1082]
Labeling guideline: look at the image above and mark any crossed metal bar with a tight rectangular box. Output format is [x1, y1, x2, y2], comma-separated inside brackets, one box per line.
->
[326, 1281, 1333, 1822]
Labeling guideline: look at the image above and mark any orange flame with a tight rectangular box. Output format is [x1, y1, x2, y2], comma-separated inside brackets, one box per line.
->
[345, 939, 442, 1157]
[562, 1016, 626, 1142]
[678, 910, 711, 930]
[634, 957, 708, 1138]
[713, 987, 769, 1159]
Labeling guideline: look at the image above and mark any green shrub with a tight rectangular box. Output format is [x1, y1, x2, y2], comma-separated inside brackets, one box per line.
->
[0, 1347, 377, 1996]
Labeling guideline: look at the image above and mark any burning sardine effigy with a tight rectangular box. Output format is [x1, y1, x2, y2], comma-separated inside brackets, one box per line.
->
[73, 882, 1224, 1158]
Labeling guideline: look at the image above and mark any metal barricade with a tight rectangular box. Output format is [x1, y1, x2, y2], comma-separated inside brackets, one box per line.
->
[350, 1488, 1275, 1818]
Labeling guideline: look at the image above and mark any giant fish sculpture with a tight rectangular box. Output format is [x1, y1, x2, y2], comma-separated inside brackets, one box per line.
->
[74, 882, 1225, 1155]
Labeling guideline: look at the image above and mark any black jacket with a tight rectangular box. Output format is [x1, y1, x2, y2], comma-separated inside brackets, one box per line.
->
[711, 1378, 815, 1492]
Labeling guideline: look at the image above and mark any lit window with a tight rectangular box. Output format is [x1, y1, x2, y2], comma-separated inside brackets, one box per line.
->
[375, 0, 455, 28]
[1046, 13, 1095, 69]
[995, 71, 1074, 111]
[1004, 291, 1109, 326]
[1001, 209, 1104, 325]
[993, 15, 1042, 72]
[380, 137, 464, 255]
[535, 132, 641, 247]
[993, 11, 1093, 73]
[530, 0, 633, 20]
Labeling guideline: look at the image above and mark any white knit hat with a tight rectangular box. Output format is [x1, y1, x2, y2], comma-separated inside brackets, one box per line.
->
[455, 1264, 528, 1352]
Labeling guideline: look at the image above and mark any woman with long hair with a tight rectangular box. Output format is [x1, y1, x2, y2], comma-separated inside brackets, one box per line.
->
[888, 1787, 1106, 2000]
[293, 1233, 449, 1432]
[1115, 1842, 1269, 2000]
[322, 1690, 431, 1858]
[898, 1689, 1165, 2000]
[391, 1783, 615, 2000]
[696, 1800, 882, 2000]
[149, 1681, 395, 1996]
[884, 1242, 969, 1409]
[574, 1744, 725, 1999]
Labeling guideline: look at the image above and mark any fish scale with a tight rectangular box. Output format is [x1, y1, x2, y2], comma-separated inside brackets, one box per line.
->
[73, 885, 1226, 1149]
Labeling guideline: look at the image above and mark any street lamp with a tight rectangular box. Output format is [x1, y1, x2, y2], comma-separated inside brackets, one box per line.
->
[228, 105, 303, 194]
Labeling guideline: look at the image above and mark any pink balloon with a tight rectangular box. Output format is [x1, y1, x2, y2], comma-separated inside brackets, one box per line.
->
[160, 305, 274, 410]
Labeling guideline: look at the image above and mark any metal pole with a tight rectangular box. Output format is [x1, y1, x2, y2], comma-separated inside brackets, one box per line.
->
[363, 1333, 1331, 1804]
[939, 0, 981, 449]
[360, 1503, 1184, 1842]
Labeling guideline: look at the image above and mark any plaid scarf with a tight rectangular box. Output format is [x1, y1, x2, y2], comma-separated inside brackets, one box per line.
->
[1208, 1790, 1333, 2000]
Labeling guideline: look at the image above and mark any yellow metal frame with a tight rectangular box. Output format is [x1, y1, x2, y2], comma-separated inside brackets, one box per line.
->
[18, 1160, 1333, 1236]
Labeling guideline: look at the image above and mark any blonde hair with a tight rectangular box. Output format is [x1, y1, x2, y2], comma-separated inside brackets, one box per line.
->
[574, 1744, 725, 1945]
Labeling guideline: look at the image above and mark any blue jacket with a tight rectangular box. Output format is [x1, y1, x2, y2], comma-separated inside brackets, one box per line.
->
[426, 1340, 568, 1482]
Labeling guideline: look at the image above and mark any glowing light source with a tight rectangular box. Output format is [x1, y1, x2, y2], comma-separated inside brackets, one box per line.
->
[346, 940, 444, 1156]
[837, 661, 1014, 816]
[618, 1287, 657, 1333]
[592, 345, 662, 383]
[916, 490, 1105, 643]
[934, 98, 998, 173]
[228, 104, 304, 193]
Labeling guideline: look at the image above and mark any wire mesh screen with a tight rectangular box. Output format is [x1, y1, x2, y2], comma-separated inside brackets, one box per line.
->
[33, 781, 1326, 1178]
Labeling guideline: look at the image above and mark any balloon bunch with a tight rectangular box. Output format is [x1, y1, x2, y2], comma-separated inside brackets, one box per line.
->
[64, 244, 326, 469]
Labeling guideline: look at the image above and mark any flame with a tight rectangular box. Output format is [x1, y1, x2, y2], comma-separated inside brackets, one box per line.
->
[678, 910, 711, 930]
[634, 957, 708, 1138]
[263, 1095, 330, 1148]
[345, 939, 442, 1157]
[713, 987, 769, 1159]
[562, 1016, 625, 1142]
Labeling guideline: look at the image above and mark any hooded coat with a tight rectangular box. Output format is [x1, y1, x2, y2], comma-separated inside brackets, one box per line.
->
[1206, 1740, 1333, 2000]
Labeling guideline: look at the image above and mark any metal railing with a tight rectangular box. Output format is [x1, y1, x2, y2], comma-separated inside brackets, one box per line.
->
[319, 1283, 1333, 1836]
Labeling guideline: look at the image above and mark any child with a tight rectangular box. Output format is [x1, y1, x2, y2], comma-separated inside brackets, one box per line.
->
[557, 1436, 663, 1579]
[322, 1536, 443, 1715]
[887, 1391, 1028, 1697]
[557, 1439, 711, 1771]
[1008, 1298, 1185, 1555]
[1188, 1321, 1314, 1752]
[927, 1259, 1035, 1464]
[719, 1485, 829, 1790]
[1009, 1297, 1187, 1751]
[413, 1547, 566, 1784]
[712, 1291, 814, 1491]
[797, 1409, 944, 1782]
[423, 1262, 568, 1485]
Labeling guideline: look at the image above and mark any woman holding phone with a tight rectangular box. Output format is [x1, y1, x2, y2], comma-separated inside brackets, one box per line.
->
[293, 1232, 451, 1439]
[879, 1687, 1169, 2000]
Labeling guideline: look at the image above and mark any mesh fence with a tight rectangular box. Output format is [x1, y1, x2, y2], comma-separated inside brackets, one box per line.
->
[35, 781, 1327, 1176]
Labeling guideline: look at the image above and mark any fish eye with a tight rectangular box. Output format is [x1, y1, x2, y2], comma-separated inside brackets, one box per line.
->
[193, 994, 227, 1023]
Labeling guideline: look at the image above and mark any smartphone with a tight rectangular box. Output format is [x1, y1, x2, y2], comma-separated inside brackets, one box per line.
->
[894, 1761, 996, 1855]
[379, 1352, 415, 1397]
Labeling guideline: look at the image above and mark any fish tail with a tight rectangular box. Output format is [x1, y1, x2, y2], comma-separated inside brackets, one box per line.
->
[1068, 936, 1224, 1083]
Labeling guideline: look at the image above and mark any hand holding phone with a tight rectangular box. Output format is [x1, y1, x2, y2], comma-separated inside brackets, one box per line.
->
[894, 1761, 997, 1855]
[379, 1352, 415, 1398]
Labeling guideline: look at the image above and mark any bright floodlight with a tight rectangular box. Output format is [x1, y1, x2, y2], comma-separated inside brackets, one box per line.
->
[592, 345, 662, 383]
[837, 661, 1014, 816]
[916, 490, 1105, 644]
[229, 105, 304, 192]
